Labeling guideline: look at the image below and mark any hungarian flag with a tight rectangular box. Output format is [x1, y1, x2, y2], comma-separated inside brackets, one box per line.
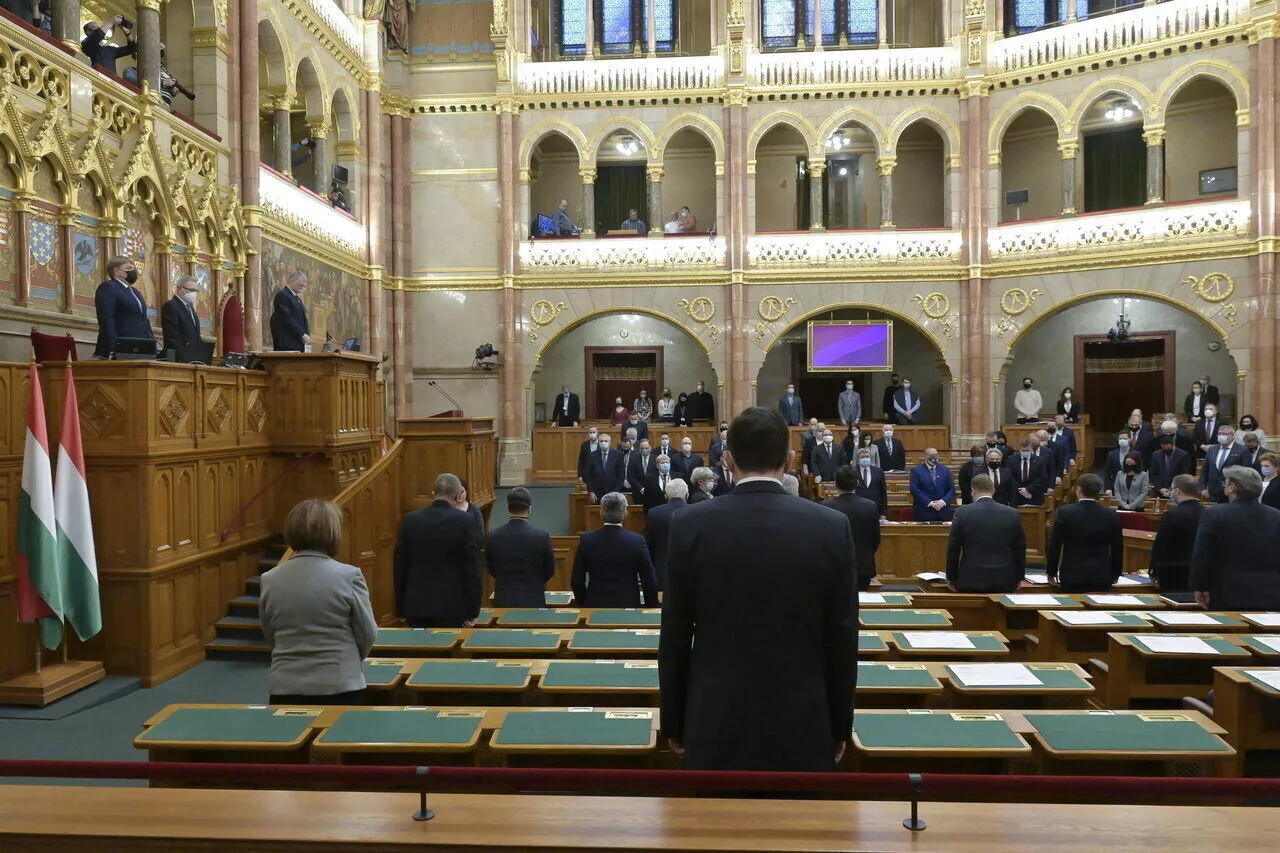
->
[16, 364, 65, 650]
[54, 368, 102, 641]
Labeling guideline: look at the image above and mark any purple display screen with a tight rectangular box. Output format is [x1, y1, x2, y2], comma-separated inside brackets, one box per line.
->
[809, 322, 892, 370]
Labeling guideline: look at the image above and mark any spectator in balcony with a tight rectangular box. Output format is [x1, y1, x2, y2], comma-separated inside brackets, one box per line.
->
[329, 182, 351, 213]
[663, 211, 681, 234]
[81, 15, 136, 78]
[678, 205, 698, 233]
[158, 44, 195, 110]
[291, 137, 316, 170]
[620, 208, 646, 234]
[554, 198, 574, 235]
[36, 0, 51, 33]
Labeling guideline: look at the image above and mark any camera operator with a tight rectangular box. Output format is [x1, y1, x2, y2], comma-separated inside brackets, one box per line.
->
[81, 14, 137, 78]
[158, 43, 195, 109]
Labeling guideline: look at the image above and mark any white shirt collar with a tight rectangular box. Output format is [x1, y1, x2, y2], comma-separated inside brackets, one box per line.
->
[975, 495, 994, 501]
[603, 522, 624, 527]
[734, 475, 781, 486]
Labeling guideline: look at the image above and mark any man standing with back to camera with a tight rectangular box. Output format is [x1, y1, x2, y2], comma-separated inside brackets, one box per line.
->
[659, 406, 858, 771]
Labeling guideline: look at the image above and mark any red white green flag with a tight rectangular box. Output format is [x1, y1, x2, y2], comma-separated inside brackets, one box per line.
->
[16, 364, 65, 650]
[54, 367, 102, 641]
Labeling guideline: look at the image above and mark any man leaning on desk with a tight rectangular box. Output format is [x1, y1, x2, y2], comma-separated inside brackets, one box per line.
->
[93, 254, 154, 358]
[270, 270, 311, 352]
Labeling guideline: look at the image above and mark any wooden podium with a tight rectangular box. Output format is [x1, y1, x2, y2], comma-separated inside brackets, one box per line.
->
[398, 417, 497, 518]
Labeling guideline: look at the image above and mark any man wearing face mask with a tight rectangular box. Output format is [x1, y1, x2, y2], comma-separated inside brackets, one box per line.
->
[270, 270, 311, 353]
[811, 430, 842, 484]
[1049, 415, 1077, 473]
[801, 419, 822, 473]
[778, 383, 805, 426]
[909, 447, 955, 522]
[687, 381, 715, 423]
[584, 434, 625, 505]
[873, 424, 906, 472]
[1126, 410, 1156, 461]
[1148, 474, 1203, 593]
[625, 410, 649, 442]
[1046, 474, 1124, 593]
[161, 275, 202, 355]
[1010, 438, 1048, 507]
[1104, 431, 1133, 492]
[1149, 431, 1194, 500]
[628, 438, 655, 508]
[648, 454, 681, 513]
[1191, 466, 1280, 611]
[882, 374, 901, 421]
[1193, 405, 1222, 459]
[1013, 377, 1042, 424]
[1200, 425, 1245, 503]
[853, 447, 888, 517]
[891, 377, 923, 425]
[94, 254, 155, 359]
[837, 380, 862, 430]
[984, 448, 1014, 506]
[553, 384, 581, 428]
[708, 424, 729, 467]
[671, 436, 704, 482]
[576, 427, 599, 483]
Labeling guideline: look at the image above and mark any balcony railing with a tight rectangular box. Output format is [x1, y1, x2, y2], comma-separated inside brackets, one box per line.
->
[519, 236, 726, 271]
[748, 47, 960, 87]
[987, 199, 1250, 258]
[747, 230, 962, 268]
[300, 0, 363, 55]
[988, 0, 1247, 74]
[516, 54, 723, 95]
[259, 165, 366, 257]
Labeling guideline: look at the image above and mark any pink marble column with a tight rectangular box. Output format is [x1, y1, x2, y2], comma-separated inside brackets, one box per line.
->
[238, 0, 263, 349]
[399, 116, 414, 412]
[227, 0, 240, 189]
[364, 88, 385, 367]
[498, 108, 524, 447]
[389, 114, 408, 426]
[60, 209, 76, 313]
[959, 86, 991, 436]
[12, 194, 31, 308]
[1250, 32, 1277, 425]
[725, 101, 750, 417]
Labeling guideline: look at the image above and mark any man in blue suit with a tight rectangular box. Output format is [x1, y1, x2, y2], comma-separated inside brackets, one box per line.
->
[572, 492, 659, 607]
[93, 254, 154, 358]
[644, 478, 689, 590]
[909, 447, 955, 522]
[584, 434, 625, 504]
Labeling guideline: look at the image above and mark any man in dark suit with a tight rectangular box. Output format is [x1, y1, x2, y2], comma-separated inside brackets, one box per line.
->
[572, 492, 658, 607]
[1199, 374, 1221, 407]
[628, 438, 656, 507]
[576, 427, 600, 483]
[624, 411, 649, 442]
[1193, 405, 1223, 458]
[687, 468, 717, 504]
[985, 431, 1012, 462]
[909, 448, 954, 522]
[644, 478, 689, 590]
[1149, 474, 1203, 593]
[687, 380, 715, 422]
[810, 428, 842, 484]
[891, 378, 922, 425]
[269, 270, 311, 352]
[616, 435, 636, 492]
[552, 384, 581, 428]
[659, 406, 857, 771]
[1159, 415, 1197, 457]
[822, 465, 882, 591]
[800, 419, 821, 473]
[670, 436, 704, 482]
[1046, 473, 1124, 593]
[160, 276, 202, 354]
[393, 473, 482, 627]
[708, 424, 729, 467]
[583, 434, 624, 503]
[1191, 465, 1280, 611]
[881, 374, 901, 421]
[1200, 424, 1245, 503]
[712, 457, 735, 496]
[1124, 410, 1156, 461]
[1149, 435, 1195, 499]
[872, 425, 907, 472]
[982, 448, 1013, 506]
[1030, 431, 1058, 479]
[1239, 431, 1267, 471]
[777, 383, 804, 426]
[93, 254, 154, 358]
[1009, 440, 1048, 507]
[1103, 432, 1134, 490]
[945, 474, 1026, 593]
[852, 447, 888, 517]
[486, 487, 555, 607]
[1048, 416, 1077, 472]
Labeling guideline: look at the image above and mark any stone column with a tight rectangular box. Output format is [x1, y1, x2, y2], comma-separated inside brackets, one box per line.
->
[389, 113, 407, 427]
[647, 0, 657, 54]
[959, 81, 991, 436]
[135, 0, 163, 94]
[398, 116, 414, 413]
[52, 0, 80, 46]
[807, 158, 825, 231]
[191, 24, 232, 142]
[580, 168, 597, 236]
[1250, 23, 1277, 427]
[1058, 140, 1078, 215]
[12, 192, 31, 307]
[647, 164, 663, 236]
[811, 0, 822, 50]
[60, 209, 77, 313]
[877, 156, 896, 229]
[726, 96, 750, 415]
[1143, 126, 1165, 206]
[239, 0, 263, 349]
[154, 241, 173, 317]
[1066, 0, 1077, 21]
[272, 99, 293, 175]
[584, 0, 595, 57]
[308, 118, 332, 195]
[364, 88, 385, 367]
[877, 0, 888, 47]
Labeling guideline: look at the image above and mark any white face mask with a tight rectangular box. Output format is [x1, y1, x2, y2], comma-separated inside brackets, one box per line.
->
[1218, 434, 1232, 446]
[181, 290, 199, 305]
[681, 444, 692, 453]
[845, 385, 853, 391]
[1063, 392, 1071, 400]
[1206, 411, 1217, 419]
[903, 383, 911, 390]
[588, 433, 598, 443]
[1263, 464, 1275, 478]
[884, 431, 894, 439]
[599, 442, 610, 452]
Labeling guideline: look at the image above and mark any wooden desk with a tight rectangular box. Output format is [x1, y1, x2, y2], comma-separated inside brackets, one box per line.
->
[1098, 633, 1256, 709]
[1123, 530, 1156, 574]
[568, 491, 647, 534]
[877, 523, 951, 581]
[1212, 666, 1280, 777]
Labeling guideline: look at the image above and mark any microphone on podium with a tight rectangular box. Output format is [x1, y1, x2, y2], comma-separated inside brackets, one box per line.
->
[428, 380, 464, 417]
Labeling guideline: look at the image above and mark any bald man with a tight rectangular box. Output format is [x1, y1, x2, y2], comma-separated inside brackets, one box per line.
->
[909, 447, 955, 522]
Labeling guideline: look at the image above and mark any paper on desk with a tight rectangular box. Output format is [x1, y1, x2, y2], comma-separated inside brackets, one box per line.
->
[1088, 595, 1144, 606]
[1115, 576, 1144, 586]
[915, 572, 948, 582]
[900, 631, 975, 650]
[1251, 636, 1280, 654]
[947, 663, 1042, 688]
[1024, 573, 1049, 584]
[1243, 613, 1280, 627]
[859, 593, 888, 604]
[1135, 636, 1220, 655]
[1243, 670, 1280, 691]
[1004, 594, 1062, 607]
[1056, 611, 1122, 626]
[1152, 611, 1218, 626]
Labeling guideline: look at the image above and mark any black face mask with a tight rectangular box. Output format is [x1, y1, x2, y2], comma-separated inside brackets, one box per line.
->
[124, 269, 138, 284]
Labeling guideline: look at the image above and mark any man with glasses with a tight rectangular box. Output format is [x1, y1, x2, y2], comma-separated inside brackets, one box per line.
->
[161, 275, 202, 354]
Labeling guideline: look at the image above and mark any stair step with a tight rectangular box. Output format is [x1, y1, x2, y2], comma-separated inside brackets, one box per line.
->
[206, 637, 272, 655]
[216, 615, 263, 629]
[229, 595, 261, 613]
[257, 558, 280, 573]
[245, 574, 263, 592]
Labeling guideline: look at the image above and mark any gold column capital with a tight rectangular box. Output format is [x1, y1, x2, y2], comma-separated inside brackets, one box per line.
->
[876, 157, 897, 176]
[1142, 127, 1166, 147]
[578, 168, 597, 184]
[1058, 140, 1079, 159]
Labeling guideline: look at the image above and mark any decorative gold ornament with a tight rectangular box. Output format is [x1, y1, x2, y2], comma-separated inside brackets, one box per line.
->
[757, 295, 796, 323]
[678, 296, 716, 324]
[999, 287, 1043, 316]
[965, 0, 985, 17]
[1183, 272, 1234, 304]
[992, 317, 1018, 339]
[912, 292, 951, 319]
[1221, 304, 1239, 327]
[529, 299, 566, 328]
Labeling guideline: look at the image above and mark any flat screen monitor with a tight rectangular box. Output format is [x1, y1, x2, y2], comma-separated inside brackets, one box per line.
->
[332, 163, 349, 185]
[342, 336, 360, 352]
[807, 321, 893, 372]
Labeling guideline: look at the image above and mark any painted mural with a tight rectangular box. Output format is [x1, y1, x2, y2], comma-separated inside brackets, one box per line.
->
[0, 201, 13, 305]
[261, 238, 365, 347]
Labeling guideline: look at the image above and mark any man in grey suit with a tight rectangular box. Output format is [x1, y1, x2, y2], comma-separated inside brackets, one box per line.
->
[945, 474, 1026, 593]
[837, 380, 862, 429]
[1191, 466, 1280, 611]
[486, 487, 556, 607]
[1200, 424, 1246, 503]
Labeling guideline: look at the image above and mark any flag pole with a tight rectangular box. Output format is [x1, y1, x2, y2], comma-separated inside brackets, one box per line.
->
[33, 626, 42, 675]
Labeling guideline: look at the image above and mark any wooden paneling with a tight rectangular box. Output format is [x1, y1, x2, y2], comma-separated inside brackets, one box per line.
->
[877, 523, 951, 580]
[788, 424, 950, 458]
[1004, 419, 1095, 462]
[1017, 506, 1049, 561]
[256, 353, 381, 452]
[1124, 530, 1155, 574]
[398, 418, 497, 514]
[568, 490, 646, 534]
[533, 424, 718, 482]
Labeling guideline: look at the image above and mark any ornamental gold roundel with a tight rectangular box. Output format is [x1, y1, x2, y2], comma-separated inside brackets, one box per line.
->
[1192, 273, 1235, 304]
[758, 295, 796, 323]
[680, 296, 716, 323]
[914, 292, 951, 320]
[1000, 288, 1034, 316]
[530, 300, 565, 326]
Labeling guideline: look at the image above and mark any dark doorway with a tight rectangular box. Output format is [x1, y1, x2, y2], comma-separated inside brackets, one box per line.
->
[585, 346, 662, 419]
[791, 345, 870, 426]
[1084, 127, 1146, 212]
[1075, 331, 1175, 454]
[594, 164, 647, 233]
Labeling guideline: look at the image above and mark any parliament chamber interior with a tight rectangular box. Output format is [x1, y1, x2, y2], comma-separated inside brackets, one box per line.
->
[2, 0, 1280, 849]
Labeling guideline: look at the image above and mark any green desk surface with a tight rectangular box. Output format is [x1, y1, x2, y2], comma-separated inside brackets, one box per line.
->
[540, 661, 660, 690]
[315, 709, 483, 747]
[944, 665, 1092, 692]
[546, 592, 574, 606]
[496, 609, 581, 626]
[585, 609, 663, 627]
[1050, 611, 1151, 628]
[475, 609, 495, 625]
[567, 630, 661, 651]
[860, 610, 949, 627]
[1240, 669, 1280, 694]
[461, 630, 563, 650]
[852, 712, 1028, 751]
[859, 633, 890, 653]
[1127, 635, 1251, 657]
[1239, 635, 1280, 657]
[892, 632, 1006, 652]
[491, 710, 654, 748]
[860, 593, 914, 606]
[374, 629, 460, 649]
[855, 664, 943, 691]
[362, 661, 405, 687]
[995, 594, 1081, 609]
[138, 708, 315, 746]
[1025, 713, 1231, 753]
[407, 660, 533, 689]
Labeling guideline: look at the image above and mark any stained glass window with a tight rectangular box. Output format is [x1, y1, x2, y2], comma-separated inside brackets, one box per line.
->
[762, 0, 799, 49]
[559, 0, 588, 55]
[560, 0, 678, 55]
[642, 0, 677, 52]
[1007, 0, 1066, 34]
[846, 0, 877, 44]
[600, 0, 634, 53]
[765, 0, 878, 49]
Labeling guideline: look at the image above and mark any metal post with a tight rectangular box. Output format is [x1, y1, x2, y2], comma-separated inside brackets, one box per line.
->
[412, 767, 435, 821]
[902, 772, 926, 831]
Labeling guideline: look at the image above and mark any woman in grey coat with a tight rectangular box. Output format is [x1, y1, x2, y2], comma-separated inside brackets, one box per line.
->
[1113, 452, 1151, 512]
[260, 499, 377, 705]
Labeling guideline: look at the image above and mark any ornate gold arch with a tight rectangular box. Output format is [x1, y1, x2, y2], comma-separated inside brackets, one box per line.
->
[1001, 289, 1229, 353]
[532, 305, 714, 360]
[759, 301, 953, 368]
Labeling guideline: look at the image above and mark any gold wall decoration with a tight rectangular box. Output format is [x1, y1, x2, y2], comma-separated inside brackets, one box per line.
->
[1221, 304, 1239, 327]
[965, 0, 986, 17]
[992, 317, 1018, 339]
[528, 299, 567, 343]
[758, 295, 796, 322]
[677, 296, 721, 344]
[999, 286, 1043, 316]
[912, 292, 951, 319]
[1182, 272, 1235, 303]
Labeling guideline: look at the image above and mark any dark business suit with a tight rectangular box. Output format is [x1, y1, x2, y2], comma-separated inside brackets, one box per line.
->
[659, 479, 857, 771]
[821, 491, 881, 590]
[708, 437, 725, 467]
[1048, 428, 1076, 472]
[909, 463, 954, 522]
[945, 498, 1026, 593]
[485, 518, 555, 607]
[1009, 454, 1048, 507]
[1148, 447, 1194, 493]
[160, 295, 201, 353]
[687, 486, 712, 505]
[1199, 443, 1246, 503]
[671, 452, 704, 482]
[872, 436, 906, 471]
[552, 392, 581, 427]
[269, 286, 309, 352]
[1184, 393, 1210, 423]
[777, 393, 804, 426]
[810, 443, 842, 482]
[1129, 422, 1156, 462]
[624, 419, 649, 442]
[1193, 417, 1222, 458]
[628, 452, 655, 507]
[576, 438, 600, 481]
[644, 497, 689, 589]
[93, 277, 153, 358]
[1056, 399, 1081, 422]
[981, 464, 1014, 506]
[1240, 445, 1267, 472]
[712, 464, 735, 496]
[958, 461, 987, 505]
[572, 525, 659, 607]
[1262, 477, 1280, 510]
[584, 448, 625, 499]
[852, 464, 888, 516]
[1103, 448, 1129, 488]
[393, 500, 483, 627]
[891, 387, 922, 425]
[1148, 499, 1202, 592]
[1191, 500, 1280, 610]
[1046, 500, 1124, 592]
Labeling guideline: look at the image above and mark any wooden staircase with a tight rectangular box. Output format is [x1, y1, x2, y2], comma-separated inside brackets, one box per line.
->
[205, 539, 286, 657]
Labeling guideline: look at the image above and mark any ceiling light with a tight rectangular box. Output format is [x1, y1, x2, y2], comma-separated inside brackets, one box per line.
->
[1104, 98, 1135, 122]
[614, 136, 641, 156]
